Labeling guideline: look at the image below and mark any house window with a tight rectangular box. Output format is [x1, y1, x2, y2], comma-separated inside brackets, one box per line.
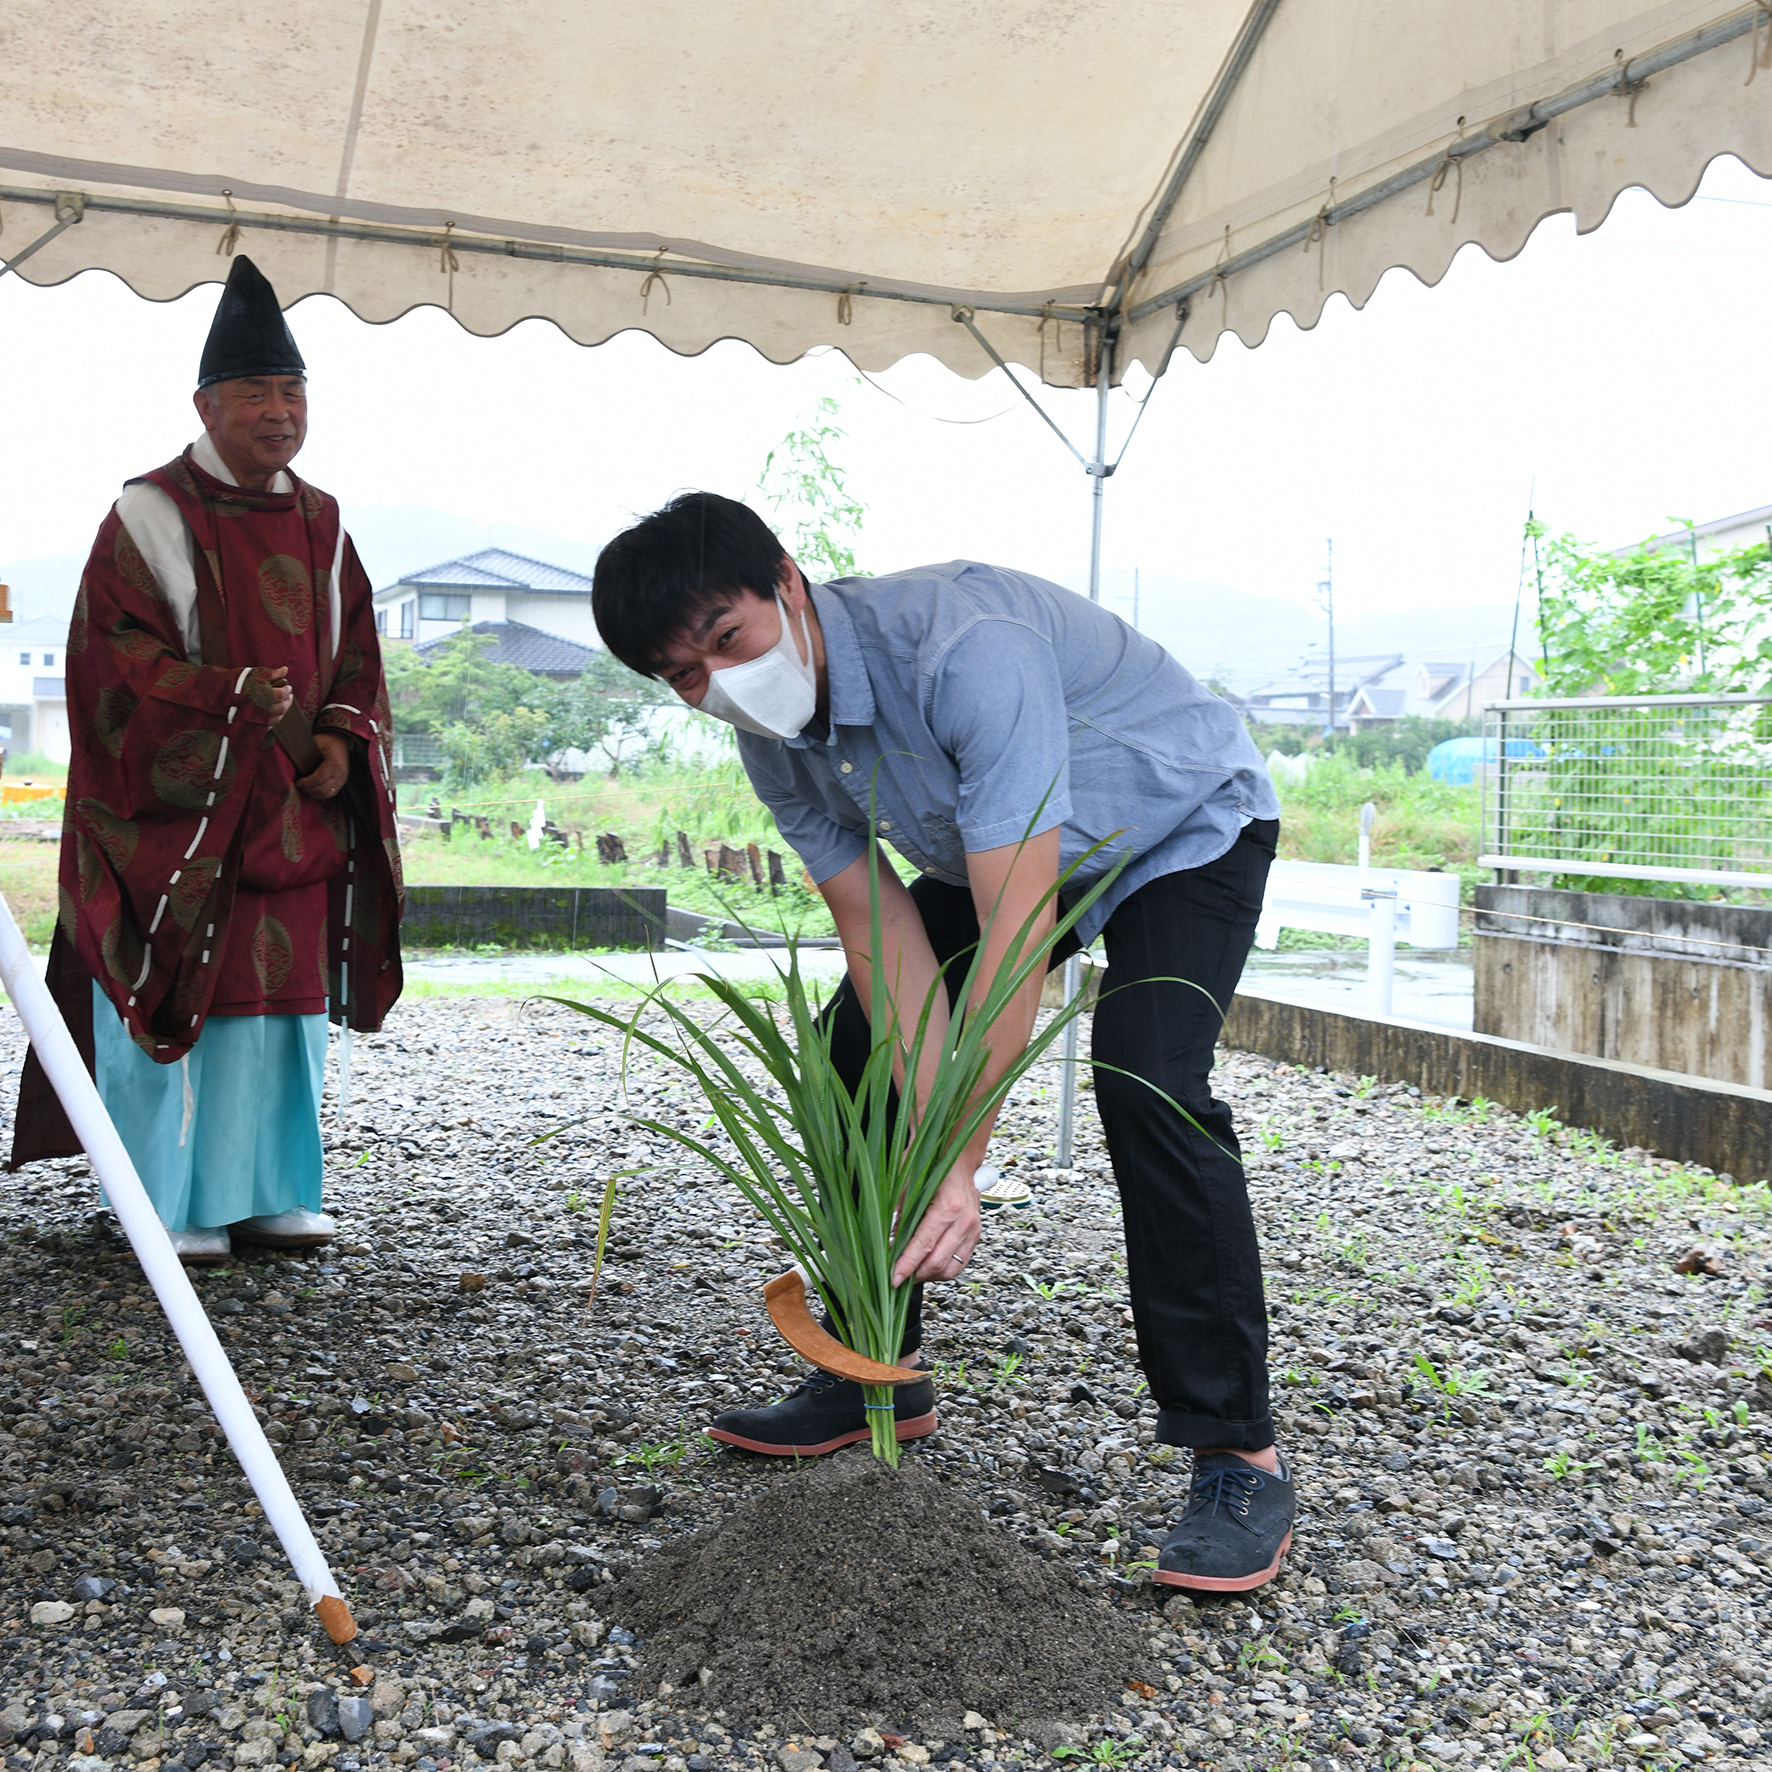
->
[375, 608, 387, 635]
[16, 653, 28, 667]
[41, 653, 54, 667]
[418, 592, 471, 622]
[398, 601, 415, 640]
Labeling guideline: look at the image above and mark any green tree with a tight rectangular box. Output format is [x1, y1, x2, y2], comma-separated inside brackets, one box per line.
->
[383, 627, 537, 734]
[1246, 715, 1479, 774]
[531, 651, 672, 779]
[757, 394, 870, 579]
[435, 704, 551, 786]
[1532, 520, 1772, 697]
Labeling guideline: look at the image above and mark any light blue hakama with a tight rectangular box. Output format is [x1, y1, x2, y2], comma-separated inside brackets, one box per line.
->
[91, 983, 327, 1232]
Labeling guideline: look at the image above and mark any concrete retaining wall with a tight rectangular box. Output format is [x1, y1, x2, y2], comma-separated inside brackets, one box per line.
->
[1223, 985, 1772, 1182]
[403, 885, 666, 951]
[1473, 885, 1772, 1088]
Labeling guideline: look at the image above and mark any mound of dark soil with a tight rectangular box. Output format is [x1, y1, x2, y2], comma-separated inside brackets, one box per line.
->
[615, 1451, 1156, 1735]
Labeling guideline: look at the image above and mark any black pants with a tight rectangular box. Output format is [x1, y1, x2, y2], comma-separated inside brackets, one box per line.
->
[821, 819, 1278, 1451]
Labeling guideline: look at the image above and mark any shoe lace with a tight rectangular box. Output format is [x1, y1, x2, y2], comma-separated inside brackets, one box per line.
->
[786, 1368, 847, 1399]
[1184, 1462, 1265, 1523]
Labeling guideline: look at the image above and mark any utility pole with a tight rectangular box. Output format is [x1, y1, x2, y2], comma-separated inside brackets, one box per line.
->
[1132, 567, 1141, 631]
[1317, 539, 1336, 739]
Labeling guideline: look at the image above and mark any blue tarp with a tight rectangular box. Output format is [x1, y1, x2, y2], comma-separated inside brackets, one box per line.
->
[1427, 736, 1541, 784]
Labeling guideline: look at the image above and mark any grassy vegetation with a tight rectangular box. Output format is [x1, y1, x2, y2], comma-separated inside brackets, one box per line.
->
[397, 749, 779, 851]
[2, 753, 69, 783]
[0, 750, 1487, 956]
[401, 756, 840, 941]
[1271, 755, 1481, 901]
[0, 842, 58, 946]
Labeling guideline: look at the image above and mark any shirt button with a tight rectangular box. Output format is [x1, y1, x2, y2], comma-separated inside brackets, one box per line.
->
[839, 760, 854, 774]
[879, 819, 893, 831]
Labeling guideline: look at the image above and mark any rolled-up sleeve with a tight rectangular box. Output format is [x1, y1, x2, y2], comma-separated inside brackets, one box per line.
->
[737, 735, 870, 885]
[928, 619, 1073, 852]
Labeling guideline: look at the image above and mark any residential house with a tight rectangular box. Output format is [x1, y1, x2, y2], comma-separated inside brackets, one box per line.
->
[1241, 654, 1404, 729]
[412, 620, 598, 680]
[1409, 649, 1539, 722]
[0, 616, 70, 762]
[386, 567, 603, 778]
[1341, 684, 1408, 728]
[372, 548, 598, 646]
[1614, 502, 1772, 564]
[1250, 647, 1538, 732]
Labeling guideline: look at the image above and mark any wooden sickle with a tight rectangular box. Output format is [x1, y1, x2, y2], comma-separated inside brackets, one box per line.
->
[763, 1271, 924, 1385]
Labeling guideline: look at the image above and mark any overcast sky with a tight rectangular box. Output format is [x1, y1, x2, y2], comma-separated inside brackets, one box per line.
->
[4, 155, 1770, 625]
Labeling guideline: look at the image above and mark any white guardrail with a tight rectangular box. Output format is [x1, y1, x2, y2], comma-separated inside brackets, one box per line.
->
[1253, 859, 1461, 1017]
[1054, 842, 1460, 1163]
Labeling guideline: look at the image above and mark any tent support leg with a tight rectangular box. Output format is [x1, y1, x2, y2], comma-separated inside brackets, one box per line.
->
[0, 894, 358, 1645]
[1054, 334, 1115, 1169]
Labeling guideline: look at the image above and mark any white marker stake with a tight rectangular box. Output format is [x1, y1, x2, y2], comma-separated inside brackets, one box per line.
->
[0, 896, 357, 1644]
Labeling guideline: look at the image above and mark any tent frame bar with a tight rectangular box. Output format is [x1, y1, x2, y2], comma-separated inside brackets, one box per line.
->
[0, 184, 1094, 325]
[0, 191, 83, 282]
[1123, 3, 1768, 326]
[1110, 0, 1286, 316]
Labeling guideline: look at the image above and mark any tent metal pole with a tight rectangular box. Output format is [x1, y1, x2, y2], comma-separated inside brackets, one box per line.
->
[1055, 330, 1115, 1169]
[0, 193, 83, 280]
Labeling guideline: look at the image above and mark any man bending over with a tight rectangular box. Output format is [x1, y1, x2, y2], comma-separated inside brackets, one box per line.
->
[592, 494, 1289, 1593]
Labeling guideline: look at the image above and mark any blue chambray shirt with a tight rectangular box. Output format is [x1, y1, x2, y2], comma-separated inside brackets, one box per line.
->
[736, 562, 1279, 946]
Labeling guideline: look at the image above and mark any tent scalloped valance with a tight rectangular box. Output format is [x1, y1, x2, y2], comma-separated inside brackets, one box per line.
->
[3, 2, 1769, 388]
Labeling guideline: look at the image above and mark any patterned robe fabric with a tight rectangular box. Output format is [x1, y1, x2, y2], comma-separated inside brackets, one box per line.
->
[9, 446, 403, 1166]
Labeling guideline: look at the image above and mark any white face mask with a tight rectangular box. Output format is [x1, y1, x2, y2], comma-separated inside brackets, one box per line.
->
[694, 598, 818, 740]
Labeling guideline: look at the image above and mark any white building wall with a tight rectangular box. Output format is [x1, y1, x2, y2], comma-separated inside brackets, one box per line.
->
[370, 568, 603, 649]
[506, 594, 599, 644]
[31, 698, 70, 765]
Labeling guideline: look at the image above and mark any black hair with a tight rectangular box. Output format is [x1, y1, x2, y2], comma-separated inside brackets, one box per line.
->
[592, 492, 789, 677]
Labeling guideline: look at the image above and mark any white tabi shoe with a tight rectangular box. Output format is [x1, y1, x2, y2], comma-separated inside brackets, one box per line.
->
[974, 1166, 1035, 1214]
[169, 1226, 233, 1266]
[230, 1208, 339, 1249]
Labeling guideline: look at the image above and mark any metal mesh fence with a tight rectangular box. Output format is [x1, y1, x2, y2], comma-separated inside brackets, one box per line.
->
[1480, 695, 1772, 888]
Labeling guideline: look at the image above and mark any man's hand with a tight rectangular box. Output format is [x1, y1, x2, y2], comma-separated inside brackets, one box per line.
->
[296, 730, 351, 800]
[264, 665, 294, 722]
[893, 1165, 983, 1285]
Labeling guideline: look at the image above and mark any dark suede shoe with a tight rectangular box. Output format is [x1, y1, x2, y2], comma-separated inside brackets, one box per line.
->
[1154, 1451, 1295, 1592]
[706, 1365, 937, 1456]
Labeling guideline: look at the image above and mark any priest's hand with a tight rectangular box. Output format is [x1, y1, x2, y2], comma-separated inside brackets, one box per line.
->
[265, 665, 295, 721]
[297, 731, 351, 801]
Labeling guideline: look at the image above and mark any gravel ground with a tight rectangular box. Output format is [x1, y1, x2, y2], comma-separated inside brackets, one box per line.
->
[0, 989, 1768, 1772]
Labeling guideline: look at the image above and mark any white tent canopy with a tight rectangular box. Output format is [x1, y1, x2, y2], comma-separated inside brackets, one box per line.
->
[5, 1, 1771, 389]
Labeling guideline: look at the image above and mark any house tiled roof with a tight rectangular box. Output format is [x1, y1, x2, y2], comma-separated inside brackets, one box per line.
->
[393, 548, 596, 595]
[1348, 686, 1407, 717]
[413, 620, 597, 677]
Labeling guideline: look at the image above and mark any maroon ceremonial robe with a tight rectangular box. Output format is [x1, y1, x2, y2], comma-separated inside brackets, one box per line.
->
[11, 446, 403, 1164]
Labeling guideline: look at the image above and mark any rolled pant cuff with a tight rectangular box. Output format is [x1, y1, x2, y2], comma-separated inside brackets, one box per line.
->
[1155, 1407, 1276, 1452]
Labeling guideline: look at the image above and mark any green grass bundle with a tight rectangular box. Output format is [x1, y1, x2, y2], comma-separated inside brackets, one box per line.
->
[551, 828, 1128, 1463]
